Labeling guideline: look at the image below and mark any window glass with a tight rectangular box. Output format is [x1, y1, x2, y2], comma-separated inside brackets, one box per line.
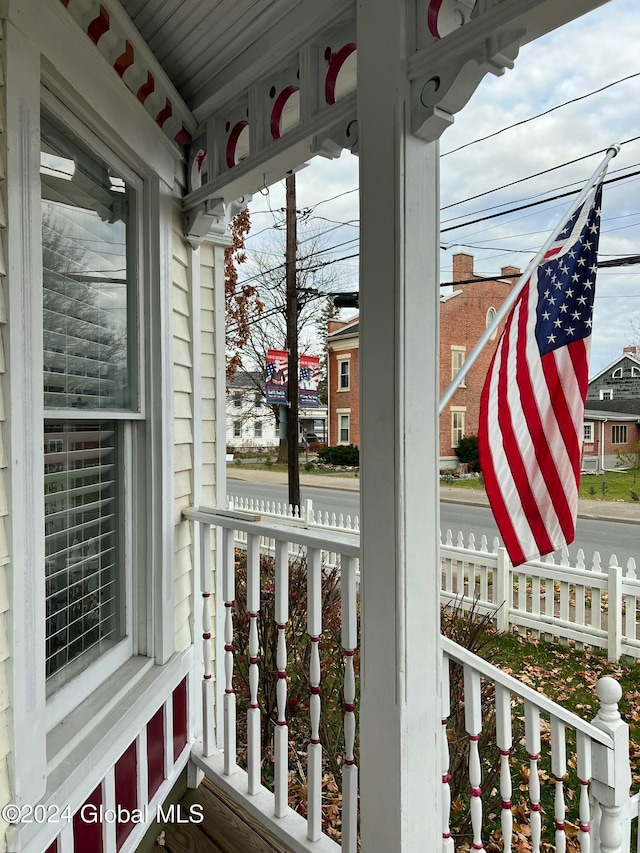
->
[234, 421, 242, 437]
[339, 414, 350, 443]
[451, 410, 465, 448]
[583, 423, 594, 443]
[339, 360, 350, 390]
[41, 115, 135, 411]
[451, 349, 466, 386]
[254, 421, 262, 439]
[45, 421, 120, 692]
[41, 112, 135, 694]
[612, 424, 627, 445]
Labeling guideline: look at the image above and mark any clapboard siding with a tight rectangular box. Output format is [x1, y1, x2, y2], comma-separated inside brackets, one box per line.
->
[173, 206, 194, 654]
[0, 21, 12, 835]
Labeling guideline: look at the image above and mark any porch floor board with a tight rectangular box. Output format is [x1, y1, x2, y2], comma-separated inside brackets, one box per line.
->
[160, 776, 295, 853]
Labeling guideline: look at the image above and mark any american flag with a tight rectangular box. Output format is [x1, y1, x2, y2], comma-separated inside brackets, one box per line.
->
[478, 181, 603, 566]
[299, 367, 311, 381]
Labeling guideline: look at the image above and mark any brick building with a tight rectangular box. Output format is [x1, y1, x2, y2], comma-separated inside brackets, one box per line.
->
[326, 316, 360, 446]
[326, 253, 521, 463]
[581, 346, 640, 470]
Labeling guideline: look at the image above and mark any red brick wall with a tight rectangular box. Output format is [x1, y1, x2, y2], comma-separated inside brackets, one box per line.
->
[328, 340, 360, 446]
[439, 255, 517, 462]
[325, 255, 521, 459]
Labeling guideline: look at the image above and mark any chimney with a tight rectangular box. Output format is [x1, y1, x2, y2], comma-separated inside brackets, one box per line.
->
[500, 265, 520, 280]
[623, 345, 638, 356]
[328, 320, 348, 334]
[452, 253, 474, 282]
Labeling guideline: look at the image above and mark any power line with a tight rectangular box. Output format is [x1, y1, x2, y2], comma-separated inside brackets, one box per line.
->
[442, 72, 640, 158]
[441, 136, 640, 211]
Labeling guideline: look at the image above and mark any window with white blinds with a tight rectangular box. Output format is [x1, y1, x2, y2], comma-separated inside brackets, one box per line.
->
[44, 422, 120, 689]
[41, 112, 137, 694]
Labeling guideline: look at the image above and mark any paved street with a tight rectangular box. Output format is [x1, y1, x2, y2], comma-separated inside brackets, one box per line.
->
[227, 468, 640, 568]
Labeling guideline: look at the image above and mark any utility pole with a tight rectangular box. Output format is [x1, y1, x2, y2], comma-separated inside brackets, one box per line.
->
[285, 174, 300, 510]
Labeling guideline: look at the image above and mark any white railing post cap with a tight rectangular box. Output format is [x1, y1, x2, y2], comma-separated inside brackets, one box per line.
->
[596, 677, 622, 723]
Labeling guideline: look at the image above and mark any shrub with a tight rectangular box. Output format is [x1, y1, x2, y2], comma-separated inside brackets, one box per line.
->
[455, 434, 480, 473]
[316, 444, 359, 466]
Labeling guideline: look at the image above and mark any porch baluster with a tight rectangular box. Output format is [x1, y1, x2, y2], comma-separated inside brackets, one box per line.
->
[463, 666, 484, 852]
[200, 522, 214, 756]
[307, 547, 323, 842]
[495, 684, 513, 853]
[550, 716, 567, 853]
[441, 654, 454, 852]
[274, 540, 289, 818]
[223, 527, 237, 775]
[576, 731, 592, 853]
[246, 534, 261, 794]
[341, 555, 359, 853]
[524, 702, 542, 853]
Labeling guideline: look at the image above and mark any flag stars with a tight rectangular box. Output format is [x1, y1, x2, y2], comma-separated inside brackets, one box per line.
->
[577, 295, 587, 305]
[547, 333, 557, 343]
[571, 311, 581, 321]
[565, 288, 574, 298]
[571, 273, 580, 283]
[559, 303, 568, 313]
[577, 257, 586, 267]
[565, 326, 576, 336]
[553, 318, 563, 328]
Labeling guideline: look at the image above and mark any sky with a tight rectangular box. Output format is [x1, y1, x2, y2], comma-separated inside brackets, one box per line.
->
[245, 0, 640, 376]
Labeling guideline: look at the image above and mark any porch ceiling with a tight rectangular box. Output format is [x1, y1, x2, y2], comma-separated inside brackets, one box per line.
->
[119, 0, 354, 125]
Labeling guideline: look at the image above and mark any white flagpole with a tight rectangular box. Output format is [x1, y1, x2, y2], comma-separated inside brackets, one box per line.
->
[438, 144, 620, 416]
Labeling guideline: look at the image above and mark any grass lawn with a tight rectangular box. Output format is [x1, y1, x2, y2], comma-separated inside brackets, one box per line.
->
[441, 468, 640, 501]
[578, 469, 640, 501]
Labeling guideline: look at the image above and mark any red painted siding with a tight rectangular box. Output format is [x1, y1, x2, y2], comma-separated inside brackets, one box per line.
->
[172, 677, 188, 762]
[147, 706, 166, 800]
[74, 783, 103, 853]
[115, 741, 138, 850]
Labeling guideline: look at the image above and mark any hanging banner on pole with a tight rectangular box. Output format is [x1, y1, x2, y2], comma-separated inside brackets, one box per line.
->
[299, 355, 321, 408]
[265, 349, 288, 404]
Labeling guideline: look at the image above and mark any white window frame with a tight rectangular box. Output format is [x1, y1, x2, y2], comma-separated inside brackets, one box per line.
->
[600, 388, 613, 401]
[41, 106, 146, 724]
[486, 307, 498, 340]
[337, 409, 351, 444]
[611, 424, 628, 445]
[254, 420, 263, 439]
[338, 356, 351, 391]
[632, 366, 640, 378]
[451, 407, 466, 449]
[612, 367, 623, 379]
[7, 40, 175, 810]
[451, 346, 466, 387]
[583, 422, 594, 443]
[233, 420, 242, 437]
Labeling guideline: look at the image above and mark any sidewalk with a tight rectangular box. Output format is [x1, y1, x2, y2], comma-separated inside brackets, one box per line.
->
[227, 467, 640, 525]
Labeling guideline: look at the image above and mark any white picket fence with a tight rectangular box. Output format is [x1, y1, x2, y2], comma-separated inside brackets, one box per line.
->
[228, 494, 640, 662]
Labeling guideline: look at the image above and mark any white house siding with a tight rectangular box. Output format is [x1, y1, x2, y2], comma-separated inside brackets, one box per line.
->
[0, 21, 11, 838]
[200, 244, 217, 508]
[172, 206, 194, 654]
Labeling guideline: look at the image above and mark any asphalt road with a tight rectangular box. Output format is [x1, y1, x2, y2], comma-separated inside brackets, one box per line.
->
[227, 479, 640, 569]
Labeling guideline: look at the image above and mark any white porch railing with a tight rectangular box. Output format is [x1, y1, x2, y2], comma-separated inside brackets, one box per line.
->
[441, 637, 632, 853]
[229, 495, 640, 663]
[185, 503, 636, 853]
[185, 506, 360, 853]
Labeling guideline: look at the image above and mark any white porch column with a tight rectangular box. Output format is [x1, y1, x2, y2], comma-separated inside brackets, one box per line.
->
[357, 3, 442, 850]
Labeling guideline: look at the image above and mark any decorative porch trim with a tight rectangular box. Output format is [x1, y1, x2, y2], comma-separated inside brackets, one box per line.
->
[57, 0, 196, 150]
